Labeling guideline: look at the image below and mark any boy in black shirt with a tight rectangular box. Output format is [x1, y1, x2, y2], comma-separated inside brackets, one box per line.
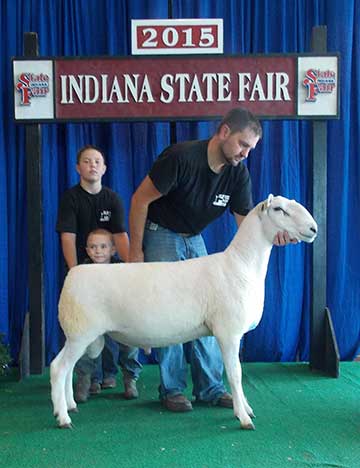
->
[56, 145, 129, 266]
[56, 145, 140, 401]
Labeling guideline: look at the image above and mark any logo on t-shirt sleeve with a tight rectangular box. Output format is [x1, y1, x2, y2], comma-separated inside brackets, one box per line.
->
[213, 194, 230, 207]
[100, 210, 111, 222]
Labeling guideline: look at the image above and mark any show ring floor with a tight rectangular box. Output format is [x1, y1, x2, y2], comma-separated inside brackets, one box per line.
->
[1, 362, 359, 468]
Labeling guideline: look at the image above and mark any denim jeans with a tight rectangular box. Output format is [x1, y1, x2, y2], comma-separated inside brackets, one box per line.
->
[75, 334, 142, 382]
[143, 222, 227, 401]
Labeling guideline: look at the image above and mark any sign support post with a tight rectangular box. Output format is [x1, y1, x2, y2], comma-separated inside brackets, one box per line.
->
[24, 32, 45, 375]
[310, 26, 339, 377]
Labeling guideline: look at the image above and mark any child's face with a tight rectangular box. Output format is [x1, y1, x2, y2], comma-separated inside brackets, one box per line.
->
[77, 149, 106, 184]
[86, 234, 115, 264]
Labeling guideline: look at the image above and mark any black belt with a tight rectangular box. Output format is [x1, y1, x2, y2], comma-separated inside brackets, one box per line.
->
[145, 220, 194, 237]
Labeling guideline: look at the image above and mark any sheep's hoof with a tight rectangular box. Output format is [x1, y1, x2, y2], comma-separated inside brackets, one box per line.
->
[241, 421, 255, 430]
[59, 422, 74, 429]
[68, 406, 79, 413]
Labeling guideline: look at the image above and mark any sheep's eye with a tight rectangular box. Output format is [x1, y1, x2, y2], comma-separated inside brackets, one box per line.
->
[273, 207, 290, 216]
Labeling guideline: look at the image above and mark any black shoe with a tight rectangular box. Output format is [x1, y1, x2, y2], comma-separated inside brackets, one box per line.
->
[162, 394, 193, 412]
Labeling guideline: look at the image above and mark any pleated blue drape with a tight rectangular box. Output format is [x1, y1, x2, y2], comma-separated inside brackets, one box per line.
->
[1, 0, 359, 365]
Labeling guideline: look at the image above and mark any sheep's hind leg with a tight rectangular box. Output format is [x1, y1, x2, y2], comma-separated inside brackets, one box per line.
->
[217, 335, 255, 430]
[50, 339, 89, 428]
[65, 363, 77, 413]
[50, 347, 68, 421]
[64, 335, 104, 412]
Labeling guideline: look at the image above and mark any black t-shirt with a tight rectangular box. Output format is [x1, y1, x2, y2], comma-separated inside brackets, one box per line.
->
[148, 139, 253, 234]
[56, 184, 126, 263]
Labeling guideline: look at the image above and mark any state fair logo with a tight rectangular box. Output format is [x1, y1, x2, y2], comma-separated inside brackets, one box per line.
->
[16, 72, 50, 106]
[302, 68, 336, 102]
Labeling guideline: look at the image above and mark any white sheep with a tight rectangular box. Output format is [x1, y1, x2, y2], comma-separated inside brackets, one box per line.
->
[50, 194, 317, 429]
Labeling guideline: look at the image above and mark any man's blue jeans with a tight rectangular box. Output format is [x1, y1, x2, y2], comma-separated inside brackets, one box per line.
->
[143, 221, 227, 402]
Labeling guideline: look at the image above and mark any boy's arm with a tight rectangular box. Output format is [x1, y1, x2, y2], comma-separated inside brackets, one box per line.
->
[113, 232, 130, 263]
[60, 232, 78, 269]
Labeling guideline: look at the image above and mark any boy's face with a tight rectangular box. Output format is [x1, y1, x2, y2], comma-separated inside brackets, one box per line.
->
[77, 149, 106, 184]
[86, 233, 115, 264]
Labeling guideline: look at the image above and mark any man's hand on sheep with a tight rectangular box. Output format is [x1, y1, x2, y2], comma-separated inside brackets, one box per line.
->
[129, 248, 145, 263]
[273, 231, 299, 246]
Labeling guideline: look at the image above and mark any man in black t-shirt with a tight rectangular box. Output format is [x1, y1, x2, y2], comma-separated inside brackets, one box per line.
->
[56, 145, 140, 402]
[129, 108, 295, 413]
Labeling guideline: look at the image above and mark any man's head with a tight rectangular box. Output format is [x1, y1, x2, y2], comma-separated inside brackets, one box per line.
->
[216, 108, 262, 167]
[217, 108, 262, 139]
[86, 228, 115, 264]
[76, 145, 107, 185]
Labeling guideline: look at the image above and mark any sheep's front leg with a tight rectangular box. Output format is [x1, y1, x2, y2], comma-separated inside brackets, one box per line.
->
[216, 334, 255, 430]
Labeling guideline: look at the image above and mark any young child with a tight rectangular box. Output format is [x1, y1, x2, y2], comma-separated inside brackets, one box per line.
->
[76, 228, 142, 402]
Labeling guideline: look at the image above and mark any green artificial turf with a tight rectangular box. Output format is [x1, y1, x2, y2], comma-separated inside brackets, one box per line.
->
[1, 362, 359, 468]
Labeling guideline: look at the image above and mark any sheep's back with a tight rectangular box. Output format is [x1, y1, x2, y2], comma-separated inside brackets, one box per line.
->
[58, 255, 224, 344]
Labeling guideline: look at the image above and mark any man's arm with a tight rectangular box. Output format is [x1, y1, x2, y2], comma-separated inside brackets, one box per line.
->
[234, 213, 246, 227]
[113, 232, 130, 262]
[129, 175, 162, 263]
[60, 232, 78, 269]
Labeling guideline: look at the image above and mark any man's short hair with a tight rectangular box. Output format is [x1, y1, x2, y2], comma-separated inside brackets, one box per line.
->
[76, 145, 106, 164]
[217, 108, 262, 138]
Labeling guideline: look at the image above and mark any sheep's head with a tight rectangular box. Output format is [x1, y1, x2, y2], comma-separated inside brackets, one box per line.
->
[260, 194, 318, 243]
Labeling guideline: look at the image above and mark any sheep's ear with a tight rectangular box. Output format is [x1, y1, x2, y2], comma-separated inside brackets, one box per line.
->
[261, 194, 274, 212]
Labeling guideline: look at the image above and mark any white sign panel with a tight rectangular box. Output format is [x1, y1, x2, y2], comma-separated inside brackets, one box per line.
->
[13, 60, 54, 120]
[298, 56, 338, 116]
[131, 18, 223, 55]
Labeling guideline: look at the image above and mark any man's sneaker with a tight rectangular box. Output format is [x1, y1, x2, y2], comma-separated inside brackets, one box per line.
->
[89, 381, 101, 395]
[74, 374, 91, 403]
[123, 376, 139, 399]
[162, 394, 193, 412]
[101, 377, 117, 389]
[216, 392, 233, 408]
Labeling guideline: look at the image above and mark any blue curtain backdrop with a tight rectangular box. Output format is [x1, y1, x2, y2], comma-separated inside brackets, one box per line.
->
[0, 0, 359, 365]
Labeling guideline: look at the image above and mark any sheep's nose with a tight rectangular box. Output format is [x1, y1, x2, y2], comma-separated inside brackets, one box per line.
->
[310, 226, 317, 234]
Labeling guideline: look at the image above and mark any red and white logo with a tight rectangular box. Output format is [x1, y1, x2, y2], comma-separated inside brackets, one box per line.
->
[302, 68, 336, 102]
[16, 72, 50, 106]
